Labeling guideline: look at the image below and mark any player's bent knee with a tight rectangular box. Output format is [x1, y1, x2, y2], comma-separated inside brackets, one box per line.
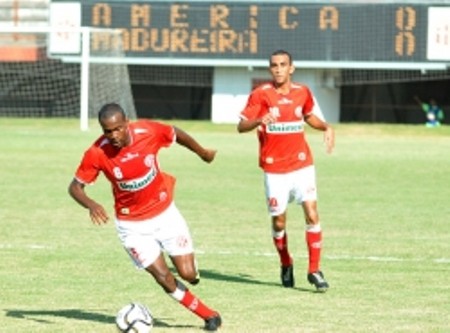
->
[178, 268, 198, 283]
[272, 216, 286, 231]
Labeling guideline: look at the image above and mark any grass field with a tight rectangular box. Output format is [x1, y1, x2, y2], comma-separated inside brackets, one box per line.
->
[0, 118, 449, 333]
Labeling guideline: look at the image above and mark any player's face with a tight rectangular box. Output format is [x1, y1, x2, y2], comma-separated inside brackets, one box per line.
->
[269, 54, 294, 87]
[100, 114, 130, 148]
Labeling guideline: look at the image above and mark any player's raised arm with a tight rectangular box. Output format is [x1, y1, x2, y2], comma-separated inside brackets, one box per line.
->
[174, 126, 217, 163]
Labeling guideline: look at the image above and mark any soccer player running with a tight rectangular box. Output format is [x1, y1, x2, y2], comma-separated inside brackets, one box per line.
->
[68, 103, 222, 331]
[237, 50, 335, 291]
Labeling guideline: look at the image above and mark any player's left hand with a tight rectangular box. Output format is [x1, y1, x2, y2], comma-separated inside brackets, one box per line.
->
[200, 149, 217, 163]
[324, 126, 335, 154]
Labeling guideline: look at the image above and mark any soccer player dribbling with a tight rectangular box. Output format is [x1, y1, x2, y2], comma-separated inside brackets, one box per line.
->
[237, 49, 335, 291]
[68, 103, 222, 331]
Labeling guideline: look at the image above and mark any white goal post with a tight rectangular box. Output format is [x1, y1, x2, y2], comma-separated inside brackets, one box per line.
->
[0, 26, 136, 131]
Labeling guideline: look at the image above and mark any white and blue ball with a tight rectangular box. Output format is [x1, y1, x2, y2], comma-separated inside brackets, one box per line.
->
[115, 302, 153, 333]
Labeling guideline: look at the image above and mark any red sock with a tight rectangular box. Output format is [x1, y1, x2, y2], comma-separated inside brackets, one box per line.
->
[179, 289, 217, 320]
[306, 229, 322, 273]
[273, 231, 292, 267]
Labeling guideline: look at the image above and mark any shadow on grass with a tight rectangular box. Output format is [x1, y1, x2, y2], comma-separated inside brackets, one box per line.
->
[5, 270, 317, 327]
[197, 269, 316, 293]
[4, 309, 196, 329]
[5, 309, 114, 324]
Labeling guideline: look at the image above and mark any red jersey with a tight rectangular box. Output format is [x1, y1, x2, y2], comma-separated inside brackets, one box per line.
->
[74, 120, 176, 221]
[240, 82, 315, 173]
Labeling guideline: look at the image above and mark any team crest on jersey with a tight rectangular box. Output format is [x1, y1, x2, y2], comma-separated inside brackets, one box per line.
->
[144, 154, 155, 167]
[295, 106, 303, 118]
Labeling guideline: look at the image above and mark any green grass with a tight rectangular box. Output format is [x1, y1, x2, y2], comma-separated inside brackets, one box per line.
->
[0, 119, 449, 333]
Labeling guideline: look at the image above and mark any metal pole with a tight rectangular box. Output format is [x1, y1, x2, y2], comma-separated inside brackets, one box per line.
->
[80, 27, 90, 131]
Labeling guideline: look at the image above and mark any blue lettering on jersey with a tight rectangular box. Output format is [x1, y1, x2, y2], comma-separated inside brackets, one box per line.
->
[117, 168, 157, 192]
[266, 121, 304, 134]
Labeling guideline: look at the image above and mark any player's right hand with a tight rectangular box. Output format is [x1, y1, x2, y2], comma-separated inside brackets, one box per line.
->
[200, 148, 217, 163]
[88, 203, 110, 225]
[261, 113, 277, 125]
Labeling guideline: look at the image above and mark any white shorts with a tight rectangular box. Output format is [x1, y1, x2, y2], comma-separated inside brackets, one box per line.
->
[115, 202, 194, 269]
[264, 166, 317, 216]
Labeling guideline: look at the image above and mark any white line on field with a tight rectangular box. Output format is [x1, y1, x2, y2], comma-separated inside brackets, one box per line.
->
[0, 243, 53, 249]
[1, 244, 448, 264]
[196, 250, 450, 264]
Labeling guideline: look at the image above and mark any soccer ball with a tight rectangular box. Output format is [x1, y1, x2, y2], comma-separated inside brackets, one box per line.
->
[115, 303, 153, 333]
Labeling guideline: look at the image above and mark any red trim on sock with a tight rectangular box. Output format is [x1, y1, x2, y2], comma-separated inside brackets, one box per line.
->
[273, 233, 292, 267]
[306, 230, 322, 273]
[180, 289, 216, 320]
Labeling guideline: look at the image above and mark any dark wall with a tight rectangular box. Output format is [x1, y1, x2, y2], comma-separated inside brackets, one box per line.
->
[132, 84, 211, 120]
[340, 79, 450, 124]
[132, 79, 450, 123]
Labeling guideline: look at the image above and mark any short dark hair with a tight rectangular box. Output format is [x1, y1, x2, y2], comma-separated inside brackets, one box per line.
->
[98, 103, 127, 122]
[270, 49, 293, 65]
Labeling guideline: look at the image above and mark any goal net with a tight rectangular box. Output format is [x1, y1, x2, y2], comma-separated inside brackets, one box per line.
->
[0, 26, 136, 130]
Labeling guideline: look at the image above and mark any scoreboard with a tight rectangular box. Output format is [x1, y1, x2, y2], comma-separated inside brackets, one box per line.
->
[64, 1, 450, 64]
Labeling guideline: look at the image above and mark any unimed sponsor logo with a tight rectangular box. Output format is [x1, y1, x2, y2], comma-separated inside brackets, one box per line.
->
[266, 121, 303, 134]
[117, 168, 157, 191]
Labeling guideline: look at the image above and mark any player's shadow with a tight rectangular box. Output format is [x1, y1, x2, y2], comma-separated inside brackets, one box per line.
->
[196, 269, 314, 293]
[5, 309, 191, 328]
[5, 309, 114, 324]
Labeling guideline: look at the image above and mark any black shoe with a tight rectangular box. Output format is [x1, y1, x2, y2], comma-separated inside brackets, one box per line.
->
[190, 277, 200, 285]
[190, 271, 201, 285]
[204, 313, 222, 331]
[281, 265, 295, 288]
[307, 271, 329, 292]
